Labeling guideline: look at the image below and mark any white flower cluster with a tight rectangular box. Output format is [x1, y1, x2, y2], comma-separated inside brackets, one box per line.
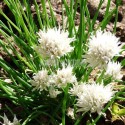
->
[70, 82, 114, 114]
[105, 61, 123, 80]
[35, 28, 74, 59]
[51, 65, 77, 88]
[67, 107, 75, 119]
[3, 114, 20, 125]
[84, 29, 123, 80]
[30, 65, 77, 98]
[30, 70, 50, 91]
[30, 28, 123, 116]
[84, 30, 122, 68]
[48, 86, 61, 98]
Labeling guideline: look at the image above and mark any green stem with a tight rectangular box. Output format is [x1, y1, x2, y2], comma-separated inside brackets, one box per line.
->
[74, 114, 85, 125]
[62, 85, 69, 125]
[41, 0, 49, 27]
[0, 59, 31, 88]
[0, 10, 21, 33]
[34, 0, 43, 29]
[78, 0, 87, 59]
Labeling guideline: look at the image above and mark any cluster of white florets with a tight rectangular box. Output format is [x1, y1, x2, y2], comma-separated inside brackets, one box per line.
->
[30, 27, 124, 115]
[3, 114, 20, 125]
[69, 82, 114, 114]
[30, 65, 77, 98]
[30, 70, 50, 91]
[84, 30, 122, 68]
[105, 61, 123, 80]
[51, 65, 77, 88]
[84, 29, 123, 80]
[35, 28, 74, 59]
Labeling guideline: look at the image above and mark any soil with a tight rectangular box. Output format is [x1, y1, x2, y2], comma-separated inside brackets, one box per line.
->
[0, 0, 125, 125]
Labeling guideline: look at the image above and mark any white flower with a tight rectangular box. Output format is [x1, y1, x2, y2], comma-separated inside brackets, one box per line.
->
[69, 83, 84, 97]
[36, 28, 74, 59]
[105, 61, 123, 80]
[30, 70, 50, 91]
[84, 30, 122, 69]
[49, 86, 61, 98]
[51, 65, 77, 88]
[67, 107, 75, 119]
[3, 114, 20, 125]
[76, 83, 114, 114]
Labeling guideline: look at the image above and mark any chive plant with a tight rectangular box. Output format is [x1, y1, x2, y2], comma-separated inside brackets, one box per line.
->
[0, 0, 125, 125]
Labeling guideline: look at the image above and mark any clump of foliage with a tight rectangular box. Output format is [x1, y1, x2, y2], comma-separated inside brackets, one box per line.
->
[0, 0, 125, 125]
